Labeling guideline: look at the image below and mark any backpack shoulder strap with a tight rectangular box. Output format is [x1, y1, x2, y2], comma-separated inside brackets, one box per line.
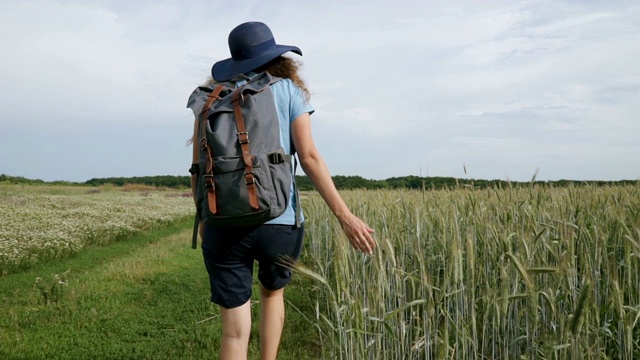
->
[191, 84, 225, 249]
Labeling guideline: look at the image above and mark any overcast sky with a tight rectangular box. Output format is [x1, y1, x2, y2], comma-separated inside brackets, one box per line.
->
[1, 0, 638, 182]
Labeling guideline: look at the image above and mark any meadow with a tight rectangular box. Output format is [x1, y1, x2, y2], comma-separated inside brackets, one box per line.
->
[1, 183, 639, 359]
[0, 184, 193, 276]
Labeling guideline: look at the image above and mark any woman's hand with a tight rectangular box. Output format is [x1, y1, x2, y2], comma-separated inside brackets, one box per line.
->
[338, 213, 376, 255]
[292, 113, 376, 255]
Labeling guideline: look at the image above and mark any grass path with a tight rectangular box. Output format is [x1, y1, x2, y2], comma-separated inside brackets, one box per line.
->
[0, 219, 320, 359]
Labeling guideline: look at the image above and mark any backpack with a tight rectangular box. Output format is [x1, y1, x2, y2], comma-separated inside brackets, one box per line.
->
[186, 72, 299, 248]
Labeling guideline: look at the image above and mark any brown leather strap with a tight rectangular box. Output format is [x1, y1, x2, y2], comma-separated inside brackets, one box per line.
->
[232, 89, 259, 211]
[197, 85, 225, 215]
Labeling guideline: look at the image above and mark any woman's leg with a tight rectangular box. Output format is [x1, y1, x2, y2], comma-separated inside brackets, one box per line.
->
[259, 285, 285, 360]
[220, 300, 252, 360]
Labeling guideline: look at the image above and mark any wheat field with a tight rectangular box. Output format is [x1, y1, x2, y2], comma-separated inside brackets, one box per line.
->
[1, 183, 638, 358]
[299, 184, 640, 359]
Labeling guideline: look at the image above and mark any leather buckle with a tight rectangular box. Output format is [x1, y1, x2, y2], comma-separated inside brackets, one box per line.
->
[237, 132, 249, 145]
[204, 175, 215, 190]
[244, 172, 255, 185]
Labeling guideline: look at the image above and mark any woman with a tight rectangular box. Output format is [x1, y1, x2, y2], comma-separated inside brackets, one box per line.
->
[189, 21, 376, 360]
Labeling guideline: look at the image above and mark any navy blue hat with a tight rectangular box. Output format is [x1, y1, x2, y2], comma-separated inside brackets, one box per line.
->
[212, 22, 302, 82]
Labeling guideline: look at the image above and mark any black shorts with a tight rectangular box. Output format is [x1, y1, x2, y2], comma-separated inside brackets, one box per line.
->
[201, 223, 305, 309]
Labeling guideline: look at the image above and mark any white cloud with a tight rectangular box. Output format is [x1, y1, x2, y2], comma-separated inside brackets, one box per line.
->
[1, 0, 639, 181]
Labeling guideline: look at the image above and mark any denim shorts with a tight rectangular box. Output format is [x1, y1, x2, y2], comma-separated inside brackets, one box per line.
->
[201, 223, 305, 309]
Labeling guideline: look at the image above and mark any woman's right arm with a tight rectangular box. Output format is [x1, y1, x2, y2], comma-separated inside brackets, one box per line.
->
[291, 113, 376, 255]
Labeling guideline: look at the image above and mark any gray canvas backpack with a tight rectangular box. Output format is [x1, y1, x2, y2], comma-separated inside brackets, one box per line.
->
[186, 72, 298, 248]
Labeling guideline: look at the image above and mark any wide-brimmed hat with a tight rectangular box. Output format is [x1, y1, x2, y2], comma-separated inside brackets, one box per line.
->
[212, 22, 302, 82]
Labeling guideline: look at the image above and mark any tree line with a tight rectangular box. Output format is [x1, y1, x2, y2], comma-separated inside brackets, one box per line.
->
[2, 173, 637, 191]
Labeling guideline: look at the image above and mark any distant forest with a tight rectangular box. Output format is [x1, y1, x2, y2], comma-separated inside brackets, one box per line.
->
[1, 173, 637, 191]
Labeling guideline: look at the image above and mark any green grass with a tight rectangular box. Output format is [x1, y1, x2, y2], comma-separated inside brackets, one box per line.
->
[0, 218, 321, 359]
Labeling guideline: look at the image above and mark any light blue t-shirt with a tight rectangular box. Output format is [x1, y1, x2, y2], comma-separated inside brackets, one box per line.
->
[232, 73, 314, 225]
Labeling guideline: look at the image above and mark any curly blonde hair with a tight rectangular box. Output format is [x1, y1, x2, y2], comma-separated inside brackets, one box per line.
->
[255, 56, 311, 100]
[204, 56, 311, 100]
